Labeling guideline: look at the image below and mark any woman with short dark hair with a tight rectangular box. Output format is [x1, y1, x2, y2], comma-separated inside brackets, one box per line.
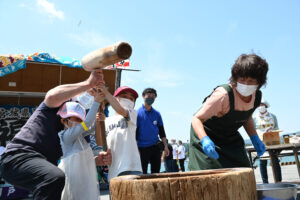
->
[189, 53, 268, 170]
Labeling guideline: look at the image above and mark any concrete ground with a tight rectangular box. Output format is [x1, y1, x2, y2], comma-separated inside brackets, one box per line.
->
[254, 164, 299, 184]
[100, 189, 110, 200]
[101, 165, 300, 200]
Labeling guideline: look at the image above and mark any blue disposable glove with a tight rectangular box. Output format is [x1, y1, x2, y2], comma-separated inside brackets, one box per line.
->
[250, 134, 266, 157]
[200, 136, 219, 159]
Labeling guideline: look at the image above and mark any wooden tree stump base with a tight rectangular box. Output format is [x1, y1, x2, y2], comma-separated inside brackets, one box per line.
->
[110, 167, 257, 200]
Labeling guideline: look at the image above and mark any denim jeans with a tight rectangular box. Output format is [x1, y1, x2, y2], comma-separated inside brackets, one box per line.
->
[259, 157, 282, 183]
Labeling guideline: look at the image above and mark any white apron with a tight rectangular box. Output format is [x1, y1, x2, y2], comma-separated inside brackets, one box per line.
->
[58, 139, 100, 200]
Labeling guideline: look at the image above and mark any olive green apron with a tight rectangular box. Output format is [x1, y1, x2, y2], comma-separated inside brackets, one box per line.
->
[189, 84, 261, 170]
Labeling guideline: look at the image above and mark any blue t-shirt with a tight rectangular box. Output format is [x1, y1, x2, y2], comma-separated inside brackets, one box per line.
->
[4, 102, 64, 165]
[136, 104, 163, 148]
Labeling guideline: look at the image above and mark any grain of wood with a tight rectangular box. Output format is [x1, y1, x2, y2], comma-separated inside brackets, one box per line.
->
[110, 168, 257, 200]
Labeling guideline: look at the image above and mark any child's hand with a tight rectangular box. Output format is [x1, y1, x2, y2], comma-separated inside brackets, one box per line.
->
[97, 84, 107, 94]
[164, 146, 170, 157]
[87, 88, 97, 97]
[95, 149, 112, 166]
[96, 112, 106, 122]
[94, 91, 105, 103]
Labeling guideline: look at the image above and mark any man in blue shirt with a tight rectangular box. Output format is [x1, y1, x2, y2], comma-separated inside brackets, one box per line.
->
[136, 88, 169, 174]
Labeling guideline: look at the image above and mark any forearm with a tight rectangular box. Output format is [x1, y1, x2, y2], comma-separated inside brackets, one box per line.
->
[103, 89, 127, 117]
[158, 126, 166, 139]
[161, 137, 168, 147]
[60, 126, 85, 144]
[45, 81, 91, 108]
[81, 102, 99, 138]
[84, 102, 100, 128]
[191, 116, 207, 140]
[243, 117, 257, 137]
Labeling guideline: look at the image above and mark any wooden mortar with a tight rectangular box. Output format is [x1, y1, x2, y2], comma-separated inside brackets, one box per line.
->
[110, 167, 257, 200]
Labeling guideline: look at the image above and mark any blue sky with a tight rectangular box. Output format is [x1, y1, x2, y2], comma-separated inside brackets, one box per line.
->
[1, 0, 300, 142]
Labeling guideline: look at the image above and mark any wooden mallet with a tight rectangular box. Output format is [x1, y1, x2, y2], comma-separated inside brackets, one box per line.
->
[81, 42, 132, 151]
[81, 41, 132, 71]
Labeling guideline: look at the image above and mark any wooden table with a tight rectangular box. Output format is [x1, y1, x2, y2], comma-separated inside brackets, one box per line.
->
[246, 143, 300, 183]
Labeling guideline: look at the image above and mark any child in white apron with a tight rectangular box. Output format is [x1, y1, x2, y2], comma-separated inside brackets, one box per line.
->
[57, 101, 100, 200]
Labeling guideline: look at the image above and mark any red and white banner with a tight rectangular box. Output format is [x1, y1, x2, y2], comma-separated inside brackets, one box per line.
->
[104, 59, 129, 69]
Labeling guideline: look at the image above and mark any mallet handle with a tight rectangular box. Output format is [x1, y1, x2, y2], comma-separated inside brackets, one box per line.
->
[95, 104, 108, 151]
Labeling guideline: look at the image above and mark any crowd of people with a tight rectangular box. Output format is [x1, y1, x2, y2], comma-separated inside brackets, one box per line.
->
[0, 53, 273, 200]
[161, 139, 186, 173]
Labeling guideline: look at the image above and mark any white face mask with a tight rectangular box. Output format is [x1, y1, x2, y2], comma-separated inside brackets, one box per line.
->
[258, 105, 267, 113]
[76, 92, 94, 109]
[236, 82, 258, 97]
[119, 98, 135, 110]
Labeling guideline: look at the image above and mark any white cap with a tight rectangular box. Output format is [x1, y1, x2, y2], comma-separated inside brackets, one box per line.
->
[57, 102, 86, 121]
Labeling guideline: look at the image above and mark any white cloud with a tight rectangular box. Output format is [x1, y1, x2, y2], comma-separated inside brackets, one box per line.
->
[67, 31, 114, 48]
[36, 0, 64, 20]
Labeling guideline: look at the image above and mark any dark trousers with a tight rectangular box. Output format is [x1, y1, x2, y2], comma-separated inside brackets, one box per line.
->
[139, 145, 162, 174]
[0, 151, 65, 200]
[179, 159, 185, 172]
[164, 159, 174, 172]
[259, 157, 282, 183]
[173, 159, 179, 172]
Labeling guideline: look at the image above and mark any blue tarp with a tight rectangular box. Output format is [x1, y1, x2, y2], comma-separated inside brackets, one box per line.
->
[0, 52, 82, 77]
